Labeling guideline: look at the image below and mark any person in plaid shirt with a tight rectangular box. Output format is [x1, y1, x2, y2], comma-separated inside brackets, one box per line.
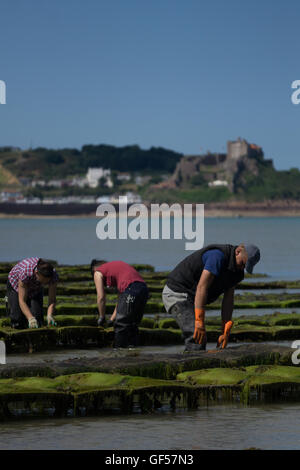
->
[7, 257, 58, 329]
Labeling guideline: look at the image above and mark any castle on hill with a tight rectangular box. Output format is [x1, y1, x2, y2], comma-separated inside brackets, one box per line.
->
[155, 138, 273, 193]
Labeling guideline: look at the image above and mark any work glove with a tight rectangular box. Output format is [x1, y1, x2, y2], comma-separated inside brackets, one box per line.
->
[97, 316, 105, 327]
[47, 315, 57, 327]
[216, 320, 233, 349]
[28, 317, 38, 329]
[193, 308, 207, 346]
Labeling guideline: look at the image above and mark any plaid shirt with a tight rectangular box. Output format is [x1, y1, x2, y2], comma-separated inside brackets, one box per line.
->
[8, 257, 58, 297]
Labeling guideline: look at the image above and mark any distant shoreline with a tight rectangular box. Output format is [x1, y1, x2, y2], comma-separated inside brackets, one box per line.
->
[0, 200, 300, 218]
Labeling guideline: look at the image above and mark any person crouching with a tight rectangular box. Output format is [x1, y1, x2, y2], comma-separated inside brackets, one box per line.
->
[7, 257, 58, 329]
[91, 259, 149, 348]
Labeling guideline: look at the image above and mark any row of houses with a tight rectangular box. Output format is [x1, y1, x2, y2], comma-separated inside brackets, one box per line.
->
[22, 168, 152, 189]
[0, 191, 142, 205]
[28, 167, 114, 189]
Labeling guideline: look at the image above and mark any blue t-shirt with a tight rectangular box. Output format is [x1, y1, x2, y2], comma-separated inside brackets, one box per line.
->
[202, 249, 225, 276]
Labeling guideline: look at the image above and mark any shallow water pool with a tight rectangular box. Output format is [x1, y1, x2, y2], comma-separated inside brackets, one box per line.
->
[0, 403, 299, 450]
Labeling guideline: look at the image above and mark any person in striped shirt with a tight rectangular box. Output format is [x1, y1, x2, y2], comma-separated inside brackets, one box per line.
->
[7, 257, 58, 329]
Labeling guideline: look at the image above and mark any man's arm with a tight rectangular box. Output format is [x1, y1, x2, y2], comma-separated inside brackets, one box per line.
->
[94, 271, 106, 319]
[193, 270, 215, 344]
[221, 287, 235, 323]
[47, 283, 57, 325]
[217, 287, 235, 348]
[18, 280, 35, 323]
[195, 269, 215, 310]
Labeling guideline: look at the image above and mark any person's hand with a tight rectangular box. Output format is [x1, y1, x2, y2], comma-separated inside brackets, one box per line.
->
[47, 315, 57, 327]
[193, 323, 206, 345]
[217, 320, 233, 349]
[193, 308, 207, 345]
[28, 317, 38, 329]
[97, 316, 105, 327]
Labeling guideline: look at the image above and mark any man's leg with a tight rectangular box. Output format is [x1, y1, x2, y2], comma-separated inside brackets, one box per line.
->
[114, 291, 132, 348]
[126, 283, 148, 347]
[114, 283, 148, 348]
[29, 290, 44, 327]
[6, 282, 27, 329]
[170, 300, 206, 351]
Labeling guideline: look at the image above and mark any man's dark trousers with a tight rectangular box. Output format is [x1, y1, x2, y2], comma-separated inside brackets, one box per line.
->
[114, 282, 149, 348]
[6, 281, 44, 329]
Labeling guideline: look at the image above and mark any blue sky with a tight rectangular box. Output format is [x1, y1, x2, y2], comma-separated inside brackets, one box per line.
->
[0, 0, 300, 169]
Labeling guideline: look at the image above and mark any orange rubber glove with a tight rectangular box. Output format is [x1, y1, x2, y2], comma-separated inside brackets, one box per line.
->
[216, 320, 233, 349]
[193, 307, 206, 345]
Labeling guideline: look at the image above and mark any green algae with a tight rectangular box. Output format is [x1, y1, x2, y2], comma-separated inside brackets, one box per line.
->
[0, 315, 156, 329]
[245, 365, 300, 385]
[176, 365, 300, 404]
[0, 326, 113, 353]
[131, 264, 155, 273]
[0, 318, 11, 328]
[138, 328, 183, 345]
[140, 317, 155, 329]
[0, 325, 182, 353]
[50, 315, 98, 327]
[267, 313, 300, 326]
[234, 292, 300, 302]
[1, 365, 299, 420]
[207, 298, 300, 310]
[177, 368, 248, 386]
[205, 312, 300, 328]
[0, 372, 177, 394]
[157, 318, 179, 329]
[239, 280, 300, 289]
[54, 303, 115, 315]
[1, 322, 300, 353]
[0, 372, 195, 419]
[3, 299, 300, 317]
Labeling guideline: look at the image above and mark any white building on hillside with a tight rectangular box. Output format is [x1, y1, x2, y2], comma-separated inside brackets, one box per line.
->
[86, 168, 112, 188]
[208, 180, 229, 188]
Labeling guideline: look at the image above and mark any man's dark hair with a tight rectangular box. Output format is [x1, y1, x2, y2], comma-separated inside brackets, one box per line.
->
[36, 259, 54, 278]
[90, 259, 106, 276]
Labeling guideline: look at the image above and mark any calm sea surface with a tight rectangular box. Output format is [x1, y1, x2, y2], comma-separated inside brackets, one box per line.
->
[1, 216, 300, 277]
[0, 404, 299, 450]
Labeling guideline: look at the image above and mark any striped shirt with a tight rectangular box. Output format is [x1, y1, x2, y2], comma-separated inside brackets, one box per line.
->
[8, 257, 58, 296]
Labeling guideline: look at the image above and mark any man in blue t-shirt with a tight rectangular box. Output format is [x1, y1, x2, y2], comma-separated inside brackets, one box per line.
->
[202, 249, 225, 277]
[162, 244, 260, 351]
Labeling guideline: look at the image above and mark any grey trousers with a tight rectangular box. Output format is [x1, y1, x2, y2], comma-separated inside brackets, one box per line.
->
[170, 300, 206, 351]
[162, 285, 206, 351]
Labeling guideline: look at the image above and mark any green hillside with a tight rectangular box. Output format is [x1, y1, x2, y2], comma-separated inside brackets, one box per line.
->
[0, 145, 182, 181]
